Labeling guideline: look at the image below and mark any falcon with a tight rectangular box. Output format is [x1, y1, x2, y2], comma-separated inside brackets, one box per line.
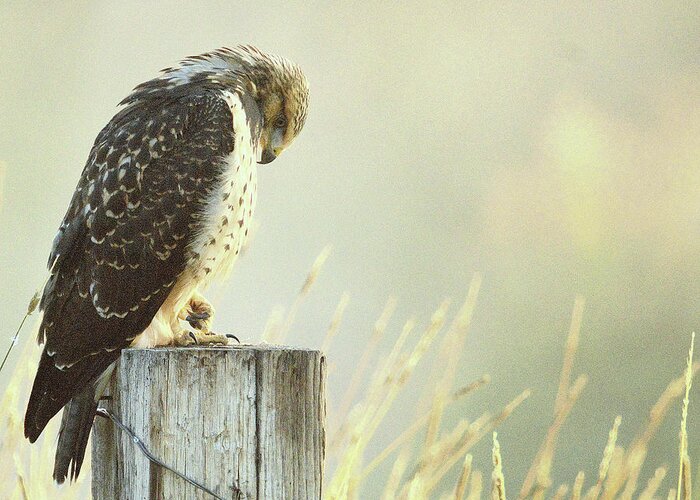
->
[23, 45, 309, 483]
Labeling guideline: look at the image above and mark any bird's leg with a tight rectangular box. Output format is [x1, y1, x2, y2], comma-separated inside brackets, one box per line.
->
[174, 291, 236, 346]
[172, 319, 232, 346]
[171, 320, 198, 347]
[179, 290, 215, 333]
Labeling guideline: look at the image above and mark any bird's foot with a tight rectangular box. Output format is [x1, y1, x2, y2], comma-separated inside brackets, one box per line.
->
[173, 330, 239, 346]
[179, 293, 215, 333]
[174, 292, 240, 346]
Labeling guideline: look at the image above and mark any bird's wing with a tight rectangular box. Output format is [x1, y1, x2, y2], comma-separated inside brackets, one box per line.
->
[43, 90, 236, 363]
[26, 89, 237, 441]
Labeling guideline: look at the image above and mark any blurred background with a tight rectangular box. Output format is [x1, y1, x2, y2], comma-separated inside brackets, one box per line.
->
[0, 1, 698, 497]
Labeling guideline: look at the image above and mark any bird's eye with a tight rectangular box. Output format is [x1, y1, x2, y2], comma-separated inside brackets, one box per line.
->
[274, 115, 287, 129]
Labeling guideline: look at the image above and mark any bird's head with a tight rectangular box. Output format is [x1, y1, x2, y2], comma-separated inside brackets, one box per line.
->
[201, 46, 309, 164]
[194, 46, 309, 164]
[241, 50, 310, 164]
[125, 45, 309, 164]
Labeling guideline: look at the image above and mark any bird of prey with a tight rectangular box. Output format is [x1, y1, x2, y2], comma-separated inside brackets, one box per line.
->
[23, 46, 309, 483]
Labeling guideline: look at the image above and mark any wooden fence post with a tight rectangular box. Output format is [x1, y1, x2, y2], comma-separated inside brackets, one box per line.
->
[92, 346, 326, 499]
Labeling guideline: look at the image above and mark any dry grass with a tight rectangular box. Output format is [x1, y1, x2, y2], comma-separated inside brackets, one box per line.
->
[0, 251, 696, 499]
[676, 332, 694, 500]
[322, 281, 696, 499]
[1, 340, 90, 499]
[262, 244, 333, 344]
[638, 467, 667, 500]
[454, 453, 473, 500]
[490, 432, 506, 500]
[520, 296, 587, 498]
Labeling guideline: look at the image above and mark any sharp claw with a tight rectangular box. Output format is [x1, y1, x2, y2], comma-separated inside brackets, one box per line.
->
[186, 311, 210, 321]
[226, 333, 240, 343]
[189, 331, 198, 344]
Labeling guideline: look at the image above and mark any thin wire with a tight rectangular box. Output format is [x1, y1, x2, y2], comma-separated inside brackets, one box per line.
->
[96, 408, 237, 500]
[1, 259, 57, 377]
[0, 314, 28, 374]
[0, 288, 40, 375]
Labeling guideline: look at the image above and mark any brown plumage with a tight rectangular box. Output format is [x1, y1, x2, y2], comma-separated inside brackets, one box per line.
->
[24, 45, 309, 483]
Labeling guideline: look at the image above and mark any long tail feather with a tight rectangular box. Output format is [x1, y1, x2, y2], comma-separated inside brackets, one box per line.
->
[53, 384, 98, 483]
[52, 362, 116, 483]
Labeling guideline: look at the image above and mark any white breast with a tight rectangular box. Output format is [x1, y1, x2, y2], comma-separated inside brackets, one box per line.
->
[188, 90, 259, 286]
[131, 91, 259, 349]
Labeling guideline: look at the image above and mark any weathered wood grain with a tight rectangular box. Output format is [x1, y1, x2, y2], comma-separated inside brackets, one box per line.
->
[92, 346, 325, 499]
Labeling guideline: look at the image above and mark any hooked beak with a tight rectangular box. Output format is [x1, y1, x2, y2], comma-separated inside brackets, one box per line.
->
[258, 149, 277, 165]
[258, 145, 284, 165]
[258, 147, 277, 165]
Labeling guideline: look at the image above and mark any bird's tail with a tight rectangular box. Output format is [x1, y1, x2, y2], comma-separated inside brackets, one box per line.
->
[53, 384, 98, 483]
[53, 364, 115, 484]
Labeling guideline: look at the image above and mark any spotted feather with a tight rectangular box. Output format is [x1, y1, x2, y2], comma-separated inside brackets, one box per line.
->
[24, 45, 309, 485]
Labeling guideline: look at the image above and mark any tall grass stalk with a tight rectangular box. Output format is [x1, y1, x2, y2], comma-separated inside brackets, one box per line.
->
[676, 332, 694, 500]
[490, 432, 506, 500]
